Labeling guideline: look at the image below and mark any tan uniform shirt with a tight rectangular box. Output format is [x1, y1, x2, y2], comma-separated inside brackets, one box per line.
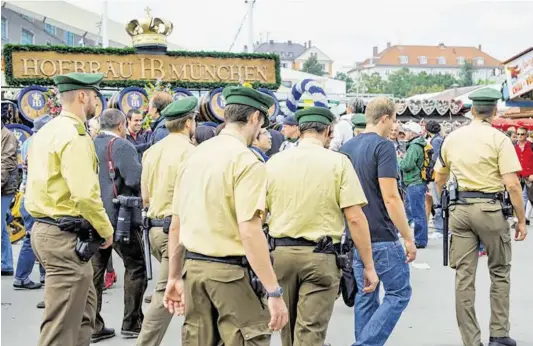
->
[435, 119, 521, 193]
[173, 128, 266, 257]
[142, 133, 195, 219]
[266, 137, 368, 243]
[25, 111, 113, 238]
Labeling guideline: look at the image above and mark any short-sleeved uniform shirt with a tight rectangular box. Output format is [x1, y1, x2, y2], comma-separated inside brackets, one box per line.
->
[173, 128, 266, 257]
[25, 111, 113, 238]
[340, 133, 399, 242]
[266, 137, 367, 244]
[142, 133, 195, 219]
[434, 120, 521, 193]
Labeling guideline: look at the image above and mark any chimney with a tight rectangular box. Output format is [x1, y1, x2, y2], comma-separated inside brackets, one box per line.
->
[269, 40, 274, 45]
[438, 42, 445, 48]
[478, 44, 482, 51]
[373, 46, 378, 57]
[308, 40, 312, 48]
[244, 45, 248, 52]
[387, 42, 391, 49]
[304, 42, 307, 49]
[288, 40, 292, 45]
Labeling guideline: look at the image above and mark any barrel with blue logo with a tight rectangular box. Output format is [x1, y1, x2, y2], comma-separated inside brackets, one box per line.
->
[172, 87, 194, 101]
[16, 86, 49, 123]
[6, 124, 33, 167]
[198, 87, 226, 123]
[258, 88, 280, 120]
[109, 87, 148, 114]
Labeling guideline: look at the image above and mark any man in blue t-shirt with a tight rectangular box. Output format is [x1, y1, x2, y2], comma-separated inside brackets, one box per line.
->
[340, 97, 416, 346]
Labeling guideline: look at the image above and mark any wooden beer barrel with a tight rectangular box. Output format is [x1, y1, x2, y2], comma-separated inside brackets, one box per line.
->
[15, 86, 49, 123]
[113, 87, 148, 115]
[198, 87, 225, 124]
[258, 88, 280, 120]
[6, 124, 33, 167]
[172, 87, 193, 100]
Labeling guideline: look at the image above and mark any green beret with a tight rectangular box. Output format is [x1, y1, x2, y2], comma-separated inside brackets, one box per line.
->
[351, 113, 366, 128]
[161, 96, 198, 120]
[469, 88, 502, 106]
[223, 86, 274, 127]
[295, 106, 335, 125]
[53, 72, 104, 93]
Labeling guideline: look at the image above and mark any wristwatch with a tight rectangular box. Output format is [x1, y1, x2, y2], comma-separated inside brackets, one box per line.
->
[267, 286, 284, 298]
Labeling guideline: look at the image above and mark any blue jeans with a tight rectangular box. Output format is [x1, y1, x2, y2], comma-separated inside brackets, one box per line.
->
[429, 182, 443, 234]
[352, 241, 412, 346]
[14, 198, 45, 284]
[1, 194, 14, 272]
[406, 183, 428, 247]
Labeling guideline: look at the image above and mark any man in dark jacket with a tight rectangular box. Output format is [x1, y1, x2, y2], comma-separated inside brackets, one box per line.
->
[147, 92, 173, 146]
[1, 121, 18, 276]
[92, 109, 147, 342]
[126, 109, 151, 161]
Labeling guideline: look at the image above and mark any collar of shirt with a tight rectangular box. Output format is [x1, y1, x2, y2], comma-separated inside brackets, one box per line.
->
[298, 137, 324, 148]
[100, 130, 121, 138]
[60, 110, 85, 127]
[220, 128, 247, 146]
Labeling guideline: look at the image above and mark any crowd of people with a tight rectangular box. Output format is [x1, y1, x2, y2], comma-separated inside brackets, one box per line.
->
[0, 72, 528, 346]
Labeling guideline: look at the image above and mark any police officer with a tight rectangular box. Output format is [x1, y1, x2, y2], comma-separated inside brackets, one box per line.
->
[25, 72, 114, 346]
[435, 88, 527, 346]
[163, 86, 289, 345]
[265, 106, 379, 346]
[136, 97, 197, 346]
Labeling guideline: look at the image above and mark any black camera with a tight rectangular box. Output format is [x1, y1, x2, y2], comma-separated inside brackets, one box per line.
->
[113, 195, 142, 244]
[75, 229, 103, 262]
[501, 190, 514, 219]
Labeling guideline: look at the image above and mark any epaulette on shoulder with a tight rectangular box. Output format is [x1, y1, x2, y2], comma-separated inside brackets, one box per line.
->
[74, 123, 86, 136]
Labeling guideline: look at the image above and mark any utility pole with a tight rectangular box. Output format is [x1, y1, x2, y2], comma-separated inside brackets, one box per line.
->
[246, 0, 255, 53]
[102, 0, 109, 48]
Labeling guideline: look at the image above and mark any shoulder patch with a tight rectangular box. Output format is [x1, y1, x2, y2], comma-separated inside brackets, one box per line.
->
[74, 123, 86, 136]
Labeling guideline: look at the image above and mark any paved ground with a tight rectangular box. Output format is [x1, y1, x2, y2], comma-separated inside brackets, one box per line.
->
[2, 231, 533, 346]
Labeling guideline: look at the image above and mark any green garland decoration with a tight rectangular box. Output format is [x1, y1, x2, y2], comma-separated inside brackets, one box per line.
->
[3, 44, 281, 90]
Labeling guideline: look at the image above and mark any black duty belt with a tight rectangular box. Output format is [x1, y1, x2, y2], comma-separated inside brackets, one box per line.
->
[35, 217, 59, 225]
[272, 237, 317, 247]
[185, 251, 247, 267]
[458, 191, 499, 199]
[149, 217, 171, 228]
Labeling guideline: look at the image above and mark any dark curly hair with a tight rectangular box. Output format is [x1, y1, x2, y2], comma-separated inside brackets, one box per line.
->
[425, 120, 441, 135]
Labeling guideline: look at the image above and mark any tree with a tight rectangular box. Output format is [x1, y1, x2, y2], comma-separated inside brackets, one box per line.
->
[407, 84, 445, 97]
[459, 61, 475, 87]
[360, 72, 386, 94]
[334, 72, 354, 93]
[301, 55, 326, 76]
[384, 68, 415, 97]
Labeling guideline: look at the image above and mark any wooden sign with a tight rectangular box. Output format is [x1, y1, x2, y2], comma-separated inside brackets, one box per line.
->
[3, 45, 280, 89]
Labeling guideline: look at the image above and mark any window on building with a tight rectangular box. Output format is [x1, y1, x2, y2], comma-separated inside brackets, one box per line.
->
[281, 62, 288, 68]
[64, 31, 74, 46]
[438, 56, 447, 65]
[475, 57, 485, 66]
[21, 29, 34, 45]
[320, 63, 326, 71]
[457, 57, 465, 65]
[418, 56, 428, 64]
[288, 52, 293, 58]
[399, 55, 409, 64]
[1, 17, 7, 41]
[44, 23, 56, 36]
[21, 14, 33, 22]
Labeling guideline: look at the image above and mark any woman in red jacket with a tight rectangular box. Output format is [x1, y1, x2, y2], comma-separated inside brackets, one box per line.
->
[514, 127, 533, 224]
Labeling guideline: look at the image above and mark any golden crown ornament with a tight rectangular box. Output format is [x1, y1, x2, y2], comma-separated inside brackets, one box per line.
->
[125, 7, 173, 48]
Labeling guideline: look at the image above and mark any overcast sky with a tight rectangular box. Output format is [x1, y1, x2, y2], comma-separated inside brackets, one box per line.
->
[71, 0, 532, 72]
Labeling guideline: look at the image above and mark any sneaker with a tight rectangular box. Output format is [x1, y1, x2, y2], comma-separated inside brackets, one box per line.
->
[36, 301, 45, 309]
[91, 327, 115, 343]
[13, 281, 42, 290]
[488, 336, 516, 346]
[479, 250, 487, 257]
[144, 295, 152, 304]
[121, 329, 140, 339]
[104, 271, 117, 290]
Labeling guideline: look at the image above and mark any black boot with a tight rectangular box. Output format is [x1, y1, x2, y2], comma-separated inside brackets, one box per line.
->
[489, 336, 517, 346]
[91, 327, 115, 343]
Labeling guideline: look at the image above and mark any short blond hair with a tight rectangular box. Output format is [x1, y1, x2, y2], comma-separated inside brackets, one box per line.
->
[365, 97, 396, 125]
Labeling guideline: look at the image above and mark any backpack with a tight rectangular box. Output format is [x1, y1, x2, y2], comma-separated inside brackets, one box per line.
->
[419, 140, 436, 183]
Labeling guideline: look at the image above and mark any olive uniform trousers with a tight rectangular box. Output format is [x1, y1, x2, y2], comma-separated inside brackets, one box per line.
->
[272, 246, 340, 346]
[91, 227, 147, 333]
[181, 259, 272, 346]
[136, 227, 173, 346]
[31, 222, 97, 346]
[449, 200, 512, 346]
